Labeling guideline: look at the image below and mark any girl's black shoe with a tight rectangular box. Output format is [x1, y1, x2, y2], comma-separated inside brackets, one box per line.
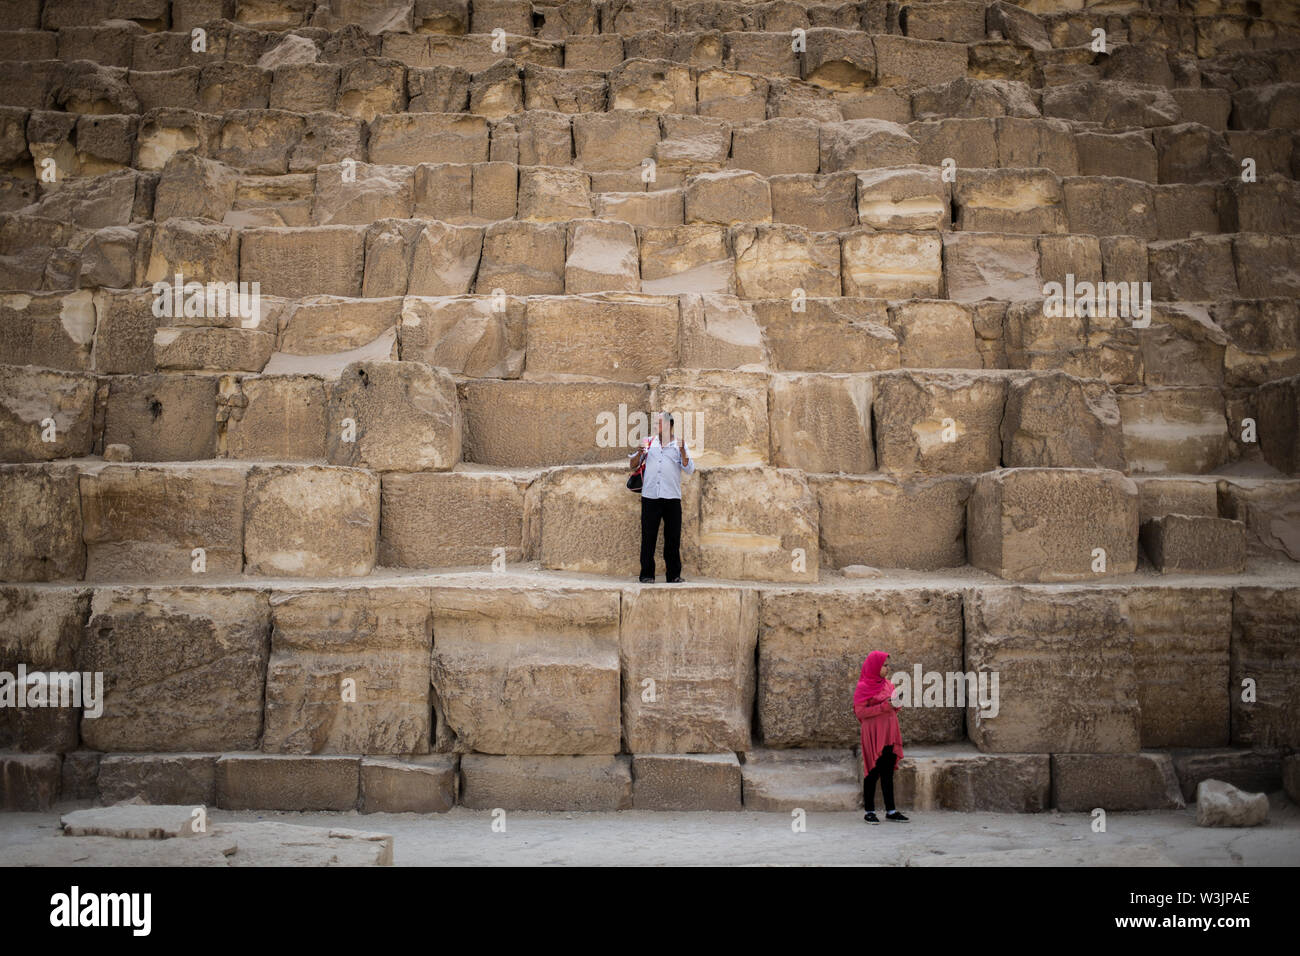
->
[863, 811, 880, 824]
[885, 810, 909, 822]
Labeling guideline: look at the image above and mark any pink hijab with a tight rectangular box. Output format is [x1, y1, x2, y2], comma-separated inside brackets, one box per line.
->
[854, 650, 894, 708]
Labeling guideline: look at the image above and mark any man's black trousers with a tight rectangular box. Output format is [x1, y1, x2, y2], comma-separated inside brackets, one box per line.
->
[640, 496, 682, 580]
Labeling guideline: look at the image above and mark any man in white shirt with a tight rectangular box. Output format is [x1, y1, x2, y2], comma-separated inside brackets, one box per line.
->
[629, 412, 695, 583]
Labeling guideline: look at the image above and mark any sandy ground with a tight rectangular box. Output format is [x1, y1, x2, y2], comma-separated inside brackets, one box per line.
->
[2, 797, 1299, 866]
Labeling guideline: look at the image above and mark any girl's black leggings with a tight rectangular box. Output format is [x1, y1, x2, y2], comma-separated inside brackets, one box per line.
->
[863, 745, 897, 812]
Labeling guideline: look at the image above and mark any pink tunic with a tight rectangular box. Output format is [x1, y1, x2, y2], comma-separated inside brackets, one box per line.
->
[855, 691, 904, 776]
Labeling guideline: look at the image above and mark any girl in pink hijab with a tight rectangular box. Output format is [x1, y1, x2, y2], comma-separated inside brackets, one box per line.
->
[853, 650, 908, 824]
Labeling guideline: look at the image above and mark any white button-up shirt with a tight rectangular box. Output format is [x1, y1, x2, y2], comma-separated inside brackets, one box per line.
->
[633, 436, 695, 500]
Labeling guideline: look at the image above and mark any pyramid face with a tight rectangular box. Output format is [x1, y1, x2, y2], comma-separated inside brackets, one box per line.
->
[0, 0, 1298, 820]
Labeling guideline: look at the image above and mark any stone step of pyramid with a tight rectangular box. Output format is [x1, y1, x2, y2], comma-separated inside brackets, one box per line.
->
[9, 155, 1300, 237]
[3, 455, 1298, 580]
[3, 107, 1297, 193]
[9, 745, 1291, 814]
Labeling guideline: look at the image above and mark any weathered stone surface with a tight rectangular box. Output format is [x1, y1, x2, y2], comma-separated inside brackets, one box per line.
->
[813, 475, 970, 570]
[1117, 387, 1230, 474]
[429, 586, 621, 754]
[768, 373, 872, 474]
[243, 464, 379, 577]
[1063, 176, 1156, 239]
[0, 464, 85, 582]
[476, 220, 566, 295]
[896, 747, 1051, 813]
[875, 35, 966, 88]
[79, 587, 270, 752]
[0, 586, 88, 753]
[631, 753, 743, 811]
[312, 161, 413, 225]
[1134, 477, 1218, 524]
[263, 588, 431, 755]
[571, 110, 659, 171]
[80, 463, 246, 581]
[1141, 515, 1247, 574]
[873, 371, 1006, 474]
[215, 754, 360, 811]
[152, 327, 274, 374]
[1001, 372, 1125, 469]
[965, 587, 1140, 753]
[565, 218, 639, 293]
[398, 294, 524, 378]
[800, 28, 876, 89]
[459, 754, 632, 810]
[97, 753, 218, 806]
[62, 804, 205, 840]
[594, 188, 683, 228]
[1148, 235, 1238, 301]
[886, 299, 984, 369]
[0, 753, 61, 811]
[1258, 374, 1299, 475]
[841, 230, 942, 298]
[145, 218, 238, 285]
[1196, 779, 1269, 827]
[360, 755, 458, 813]
[403, 220, 485, 297]
[58, 750, 99, 801]
[942, 232, 1041, 301]
[1173, 749, 1284, 804]
[222, 374, 329, 461]
[855, 165, 947, 231]
[240, 225, 366, 298]
[685, 169, 771, 226]
[0, 365, 97, 462]
[968, 468, 1139, 582]
[1214, 298, 1300, 389]
[1126, 588, 1231, 749]
[678, 294, 768, 371]
[955, 167, 1064, 234]
[1051, 754, 1186, 812]
[0, 290, 97, 371]
[757, 587, 963, 748]
[620, 586, 757, 753]
[639, 223, 733, 294]
[91, 290, 164, 375]
[535, 464, 701, 576]
[1219, 479, 1300, 563]
[1287, 755, 1300, 806]
[1231, 587, 1300, 749]
[733, 224, 841, 299]
[770, 171, 856, 232]
[731, 118, 819, 177]
[740, 748, 860, 811]
[1139, 303, 1228, 388]
[368, 112, 489, 165]
[524, 293, 678, 383]
[325, 361, 461, 472]
[463, 380, 646, 466]
[380, 471, 524, 568]
[103, 374, 220, 462]
[155, 153, 238, 222]
[651, 368, 768, 467]
[752, 298, 899, 372]
[518, 164, 592, 221]
[698, 466, 818, 583]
